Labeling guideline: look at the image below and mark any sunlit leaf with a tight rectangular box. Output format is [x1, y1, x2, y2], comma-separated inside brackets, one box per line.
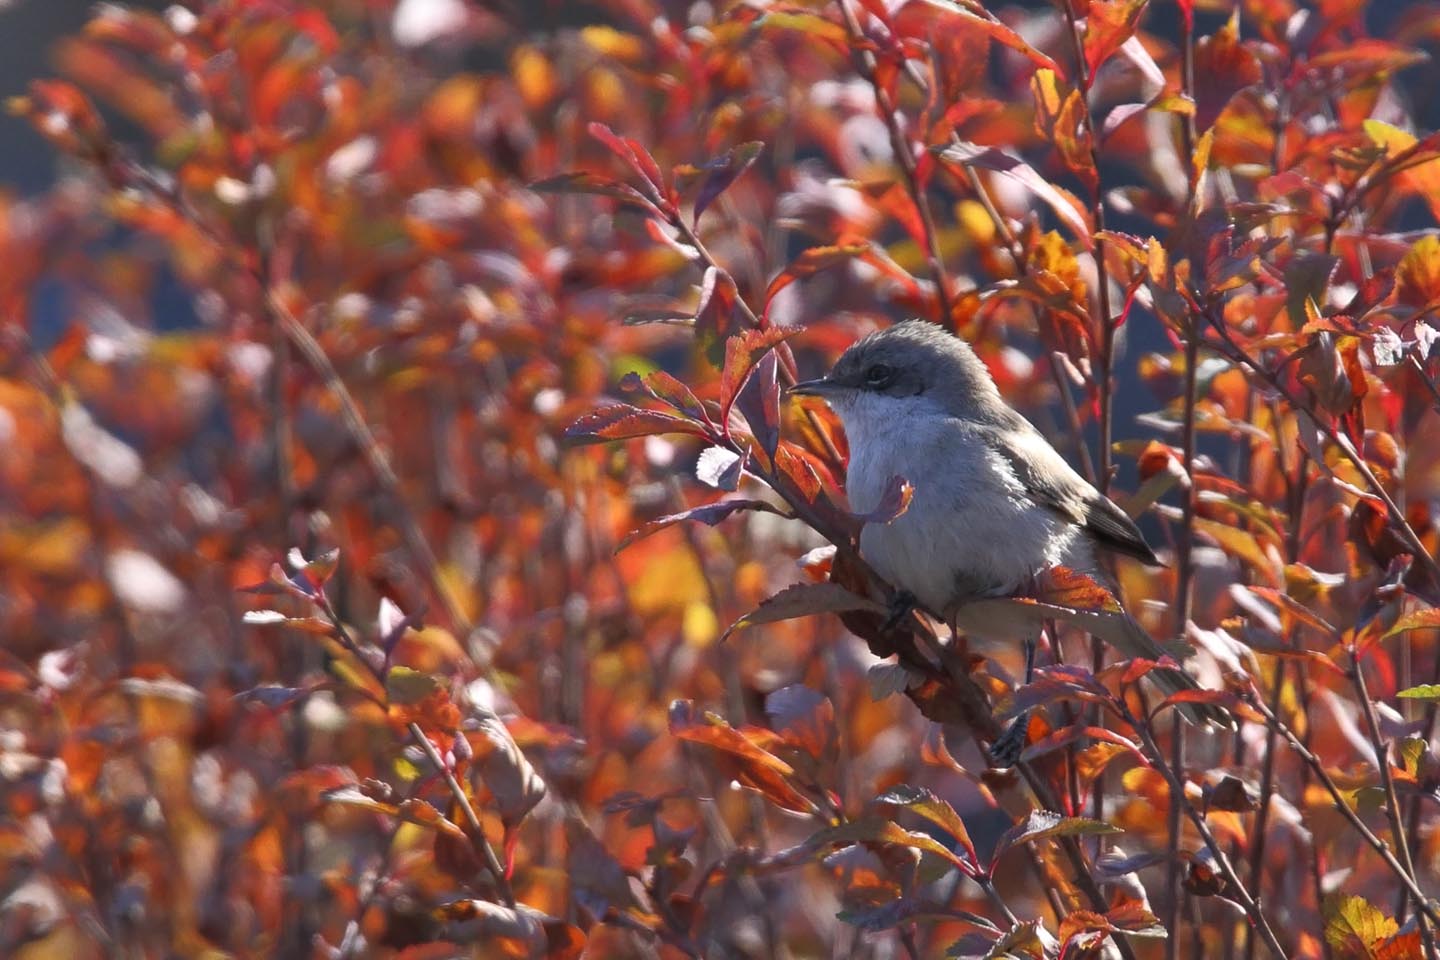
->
[875, 784, 979, 872]
[1322, 894, 1399, 958]
[616, 498, 788, 551]
[722, 581, 886, 641]
[668, 700, 816, 813]
[992, 810, 1122, 866]
[936, 142, 1092, 246]
[565, 404, 710, 445]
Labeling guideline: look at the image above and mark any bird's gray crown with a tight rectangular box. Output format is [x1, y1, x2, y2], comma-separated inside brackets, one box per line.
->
[821, 319, 1006, 421]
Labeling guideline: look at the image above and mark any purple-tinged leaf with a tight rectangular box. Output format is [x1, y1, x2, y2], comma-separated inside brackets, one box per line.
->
[805, 816, 974, 874]
[587, 121, 669, 205]
[620, 369, 713, 427]
[720, 326, 804, 420]
[936, 141, 1093, 247]
[616, 498, 788, 552]
[723, 581, 885, 641]
[992, 810, 1121, 867]
[530, 172, 654, 210]
[734, 349, 781, 461]
[875, 784, 979, 873]
[854, 475, 913, 524]
[692, 141, 764, 225]
[763, 241, 869, 308]
[695, 266, 741, 367]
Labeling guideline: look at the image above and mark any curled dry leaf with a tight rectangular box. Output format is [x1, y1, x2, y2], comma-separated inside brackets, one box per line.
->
[468, 710, 546, 828]
[668, 699, 816, 813]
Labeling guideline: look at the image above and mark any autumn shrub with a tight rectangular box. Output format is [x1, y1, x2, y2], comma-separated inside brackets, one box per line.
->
[3, 0, 1440, 957]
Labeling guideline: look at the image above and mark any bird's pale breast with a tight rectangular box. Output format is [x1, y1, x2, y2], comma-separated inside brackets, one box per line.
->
[842, 399, 1088, 618]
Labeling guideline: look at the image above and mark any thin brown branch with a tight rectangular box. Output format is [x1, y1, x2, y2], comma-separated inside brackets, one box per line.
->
[1129, 713, 1288, 959]
[1166, 314, 1202, 956]
[1351, 653, 1436, 956]
[1243, 454, 1309, 960]
[1205, 321, 1440, 589]
[1250, 692, 1440, 927]
[836, 0, 954, 325]
[408, 721, 517, 907]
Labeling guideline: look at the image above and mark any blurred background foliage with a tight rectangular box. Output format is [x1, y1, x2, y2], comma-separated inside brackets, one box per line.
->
[2, 0, 1440, 958]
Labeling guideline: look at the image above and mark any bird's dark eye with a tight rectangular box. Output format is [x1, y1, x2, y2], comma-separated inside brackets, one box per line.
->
[864, 363, 894, 387]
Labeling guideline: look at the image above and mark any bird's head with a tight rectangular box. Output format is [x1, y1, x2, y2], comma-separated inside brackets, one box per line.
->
[789, 320, 1005, 430]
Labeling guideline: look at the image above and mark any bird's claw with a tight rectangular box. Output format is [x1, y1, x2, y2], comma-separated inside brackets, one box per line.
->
[882, 590, 917, 633]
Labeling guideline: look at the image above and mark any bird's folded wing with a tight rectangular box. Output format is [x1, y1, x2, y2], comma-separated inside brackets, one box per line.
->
[981, 419, 1161, 566]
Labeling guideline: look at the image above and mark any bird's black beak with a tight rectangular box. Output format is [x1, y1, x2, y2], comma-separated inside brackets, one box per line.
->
[788, 377, 841, 397]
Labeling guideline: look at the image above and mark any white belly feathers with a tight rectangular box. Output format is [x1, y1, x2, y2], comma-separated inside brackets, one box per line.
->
[841, 398, 1085, 618]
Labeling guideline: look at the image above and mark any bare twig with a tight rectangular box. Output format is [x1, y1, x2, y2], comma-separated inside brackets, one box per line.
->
[1128, 711, 1288, 959]
[1249, 692, 1440, 927]
[408, 721, 517, 907]
[1243, 452, 1309, 960]
[1350, 653, 1436, 956]
[837, 0, 954, 324]
[1165, 313, 1202, 955]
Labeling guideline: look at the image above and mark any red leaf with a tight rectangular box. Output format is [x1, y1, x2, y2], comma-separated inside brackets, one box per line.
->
[1019, 725, 1143, 766]
[1151, 688, 1263, 724]
[1034, 565, 1122, 613]
[763, 240, 870, 308]
[669, 700, 816, 813]
[945, 4, 1065, 79]
[765, 684, 838, 771]
[1083, 0, 1147, 78]
[695, 266, 741, 366]
[720, 326, 803, 420]
[691, 141, 764, 225]
[587, 121, 669, 206]
[565, 404, 709, 445]
[936, 141, 1093, 247]
[734, 350, 781, 461]
[874, 784, 979, 874]
[530, 172, 654, 209]
[618, 370, 712, 426]
[774, 443, 825, 504]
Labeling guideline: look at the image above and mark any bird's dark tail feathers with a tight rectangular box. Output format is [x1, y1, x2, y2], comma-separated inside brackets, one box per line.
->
[1094, 608, 1233, 729]
[1145, 664, 1233, 729]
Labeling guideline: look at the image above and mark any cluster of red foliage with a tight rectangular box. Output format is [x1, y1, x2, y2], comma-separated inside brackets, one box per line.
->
[4, 0, 1440, 957]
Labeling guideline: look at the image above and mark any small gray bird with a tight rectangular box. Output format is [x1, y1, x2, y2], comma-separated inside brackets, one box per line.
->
[791, 319, 1225, 727]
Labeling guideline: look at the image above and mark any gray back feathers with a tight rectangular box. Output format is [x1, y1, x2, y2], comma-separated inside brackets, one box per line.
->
[833, 320, 1161, 566]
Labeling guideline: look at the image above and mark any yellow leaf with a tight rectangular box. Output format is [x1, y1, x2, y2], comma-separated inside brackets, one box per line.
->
[580, 25, 645, 61]
[510, 44, 555, 109]
[1323, 894, 1398, 958]
[682, 601, 718, 647]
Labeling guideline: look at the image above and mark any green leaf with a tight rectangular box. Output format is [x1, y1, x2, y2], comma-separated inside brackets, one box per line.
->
[1381, 610, 1440, 642]
[1397, 684, 1440, 702]
[385, 666, 442, 706]
[992, 811, 1121, 867]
